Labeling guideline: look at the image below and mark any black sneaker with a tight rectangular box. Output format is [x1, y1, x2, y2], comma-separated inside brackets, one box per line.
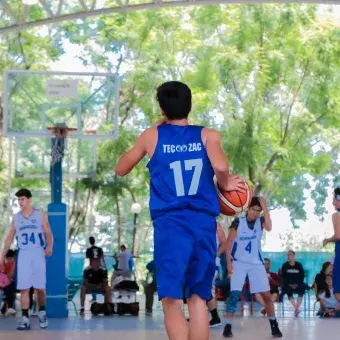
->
[270, 320, 283, 338]
[210, 316, 222, 328]
[223, 324, 233, 337]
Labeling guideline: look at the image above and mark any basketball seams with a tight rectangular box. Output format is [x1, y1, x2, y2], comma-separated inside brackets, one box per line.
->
[216, 181, 252, 216]
[216, 187, 243, 212]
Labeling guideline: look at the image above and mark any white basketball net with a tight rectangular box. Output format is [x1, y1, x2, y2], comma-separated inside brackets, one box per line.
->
[51, 127, 68, 167]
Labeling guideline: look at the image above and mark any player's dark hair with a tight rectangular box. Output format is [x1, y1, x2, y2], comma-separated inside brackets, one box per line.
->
[120, 244, 126, 251]
[6, 249, 15, 258]
[15, 188, 32, 198]
[249, 197, 262, 209]
[264, 258, 270, 263]
[89, 236, 95, 245]
[334, 187, 340, 199]
[288, 250, 296, 256]
[156, 81, 192, 120]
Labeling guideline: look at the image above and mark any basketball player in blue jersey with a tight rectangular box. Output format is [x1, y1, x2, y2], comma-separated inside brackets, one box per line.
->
[116, 81, 245, 340]
[0, 189, 53, 330]
[323, 187, 340, 308]
[223, 197, 282, 338]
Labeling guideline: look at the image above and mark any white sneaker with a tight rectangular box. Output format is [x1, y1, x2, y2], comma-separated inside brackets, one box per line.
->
[38, 311, 48, 329]
[5, 308, 16, 316]
[17, 316, 30, 331]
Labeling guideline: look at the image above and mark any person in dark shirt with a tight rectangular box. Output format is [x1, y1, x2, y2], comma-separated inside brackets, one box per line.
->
[80, 258, 111, 316]
[313, 262, 332, 296]
[86, 236, 105, 265]
[281, 250, 307, 316]
[145, 260, 157, 315]
[86, 237, 106, 302]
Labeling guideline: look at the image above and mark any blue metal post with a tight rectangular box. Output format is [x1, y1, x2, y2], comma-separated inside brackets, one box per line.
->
[46, 136, 68, 317]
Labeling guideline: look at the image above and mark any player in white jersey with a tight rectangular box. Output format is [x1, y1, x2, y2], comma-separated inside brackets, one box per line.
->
[0, 189, 53, 331]
[223, 197, 282, 338]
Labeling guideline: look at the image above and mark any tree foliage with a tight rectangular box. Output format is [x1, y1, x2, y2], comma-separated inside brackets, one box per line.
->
[0, 4, 339, 251]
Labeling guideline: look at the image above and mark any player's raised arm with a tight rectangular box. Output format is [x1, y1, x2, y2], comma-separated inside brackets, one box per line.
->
[259, 197, 272, 232]
[203, 128, 245, 192]
[115, 129, 149, 177]
[41, 210, 54, 256]
[0, 220, 16, 266]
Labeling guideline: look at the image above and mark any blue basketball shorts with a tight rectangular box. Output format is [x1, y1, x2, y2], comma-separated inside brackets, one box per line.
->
[153, 210, 217, 301]
[333, 255, 340, 294]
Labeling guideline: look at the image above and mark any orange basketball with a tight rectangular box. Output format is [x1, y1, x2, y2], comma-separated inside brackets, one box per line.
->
[216, 181, 252, 216]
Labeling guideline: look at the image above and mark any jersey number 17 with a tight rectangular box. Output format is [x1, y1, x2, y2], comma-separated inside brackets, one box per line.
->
[170, 158, 203, 197]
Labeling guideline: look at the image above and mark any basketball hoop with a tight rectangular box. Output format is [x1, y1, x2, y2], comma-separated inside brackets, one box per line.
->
[47, 125, 77, 166]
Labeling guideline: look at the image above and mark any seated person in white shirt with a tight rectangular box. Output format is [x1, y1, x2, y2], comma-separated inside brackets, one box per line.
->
[319, 274, 340, 317]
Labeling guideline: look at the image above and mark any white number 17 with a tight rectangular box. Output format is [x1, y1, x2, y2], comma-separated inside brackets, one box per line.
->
[170, 158, 203, 197]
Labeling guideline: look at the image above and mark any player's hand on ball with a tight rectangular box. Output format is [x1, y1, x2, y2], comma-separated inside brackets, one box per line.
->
[322, 238, 328, 247]
[226, 175, 246, 193]
[45, 247, 53, 257]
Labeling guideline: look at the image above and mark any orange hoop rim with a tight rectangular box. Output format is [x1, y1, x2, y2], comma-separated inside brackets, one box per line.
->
[84, 130, 97, 135]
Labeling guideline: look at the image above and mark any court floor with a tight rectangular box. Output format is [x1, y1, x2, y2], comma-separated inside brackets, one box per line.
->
[0, 313, 339, 340]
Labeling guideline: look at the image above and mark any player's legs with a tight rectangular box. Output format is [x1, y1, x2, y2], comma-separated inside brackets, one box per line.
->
[248, 264, 282, 337]
[20, 289, 30, 310]
[31, 250, 48, 328]
[222, 261, 247, 337]
[271, 290, 279, 303]
[226, 261, 248, 319]
[154, 211, 195, 340]
[16, 250, 32, 330]
[162, 298, 189, 340]
[185, 212, 218, 339]
[254, 293, 267, 315]
[187, 295, 209, 340]
[207, 295, 222, 326]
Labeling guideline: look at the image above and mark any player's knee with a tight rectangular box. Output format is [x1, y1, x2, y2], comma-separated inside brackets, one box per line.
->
[226, 290, 241, 314]
[20, 289, 30, 296]
[162, 297, 182, 312]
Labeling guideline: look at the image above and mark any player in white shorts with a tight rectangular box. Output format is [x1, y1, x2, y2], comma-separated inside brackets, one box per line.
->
[223, 197, 282, 338]
[0, 189, 53, 331]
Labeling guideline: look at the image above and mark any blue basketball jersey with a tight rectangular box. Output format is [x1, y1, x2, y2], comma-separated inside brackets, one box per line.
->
[147, 124, 219, 220]
[14, 209, 46, 250]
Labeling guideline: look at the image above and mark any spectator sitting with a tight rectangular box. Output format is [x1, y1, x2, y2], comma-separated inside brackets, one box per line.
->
[281, 250, 308, 317]
[86, 236, 106, 303]
[313, 262, 332, 296]
[80, 258, 111, 316]
[319, 274, 340, 317]
[0, 249, 16, 316]
[145, 260, 157, 315]
[255, 258, 281, 315]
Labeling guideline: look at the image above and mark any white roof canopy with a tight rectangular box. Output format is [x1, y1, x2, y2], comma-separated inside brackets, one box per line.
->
[0, 0, 339, 34]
